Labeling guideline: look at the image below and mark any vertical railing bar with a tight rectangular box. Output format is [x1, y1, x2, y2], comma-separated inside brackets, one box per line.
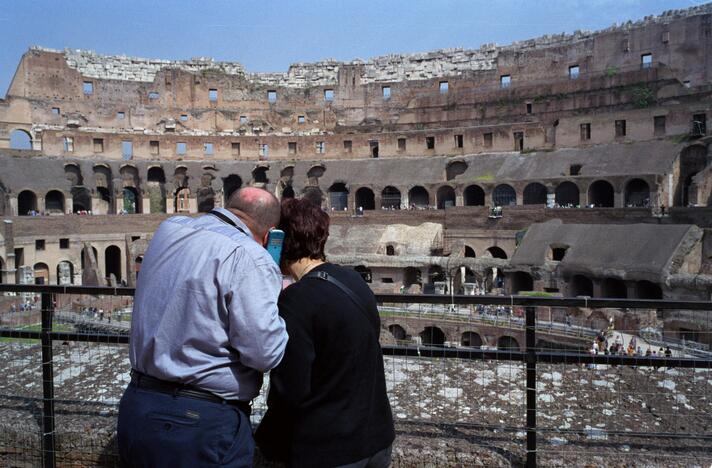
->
[40, 292, 56, 468]
[525, 306, 537, 468]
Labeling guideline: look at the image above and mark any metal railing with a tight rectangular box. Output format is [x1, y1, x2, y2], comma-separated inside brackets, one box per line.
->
[0, 284, 711, 467]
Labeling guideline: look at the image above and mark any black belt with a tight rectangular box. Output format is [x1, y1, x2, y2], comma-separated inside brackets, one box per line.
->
[130, 370, 251, 416]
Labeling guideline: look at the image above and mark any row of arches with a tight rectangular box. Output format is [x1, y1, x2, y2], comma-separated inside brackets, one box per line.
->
[387, 324, 519, 350]
[17, 245, 124, 286]
[343, 178, 651, 210]
[568, 275, 663, 299]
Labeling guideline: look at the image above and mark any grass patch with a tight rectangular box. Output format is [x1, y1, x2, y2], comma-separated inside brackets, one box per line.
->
[0, 322, 74, 343]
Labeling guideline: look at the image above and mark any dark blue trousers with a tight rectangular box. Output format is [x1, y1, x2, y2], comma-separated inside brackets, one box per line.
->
[117, 383, 254, 467]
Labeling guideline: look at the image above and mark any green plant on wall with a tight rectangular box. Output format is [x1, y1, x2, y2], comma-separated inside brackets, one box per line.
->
[631, 85, 655, 108]
[605, 65, 619, 77]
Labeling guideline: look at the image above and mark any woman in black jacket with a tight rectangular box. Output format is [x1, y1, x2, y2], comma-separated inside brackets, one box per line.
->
[255, 198, 394, 468]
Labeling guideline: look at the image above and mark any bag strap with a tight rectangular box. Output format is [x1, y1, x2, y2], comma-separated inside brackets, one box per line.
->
[209, 210, 248, 236]
[304, 269, 379, 335]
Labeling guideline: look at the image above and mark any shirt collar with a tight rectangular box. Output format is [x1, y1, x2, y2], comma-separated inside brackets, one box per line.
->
[212, 207, 254, 239]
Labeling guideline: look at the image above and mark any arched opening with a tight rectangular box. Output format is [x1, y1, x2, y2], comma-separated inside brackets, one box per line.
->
[64, 164, 83, 186]
[281, 185, 295, 199]
[523, 183, 547, 205]
[174, 187, 191, 213]
[497, 336, 520, 351]
[18, 190, 38, 215]
[420, 326, 445, 346]
[388, 324, 407, 341]
[636, 280, 662, 299]
[94, 165, 113, 214]
[381, 186, 401, 209]
[461, 331, 482, 348]
[146, 167, 167, 214]
[45, 190, 65, 214]
[569, 275, 593, 297]
[105, 245, 122, 284]
[56, 261, 74, 285]
[676, 145, 708, 207]
[385, 245, 396, 256]
[10, 129, 32, 150]
[436, 186, 456, 209]
[252, 167, 269, 185]
[306, 165, 325, 183]
[355, 187, 375, 210]
[197, 172, 216, 213]
[71, 187, 92, 213]
[80, 245, 99, 272]
[408, 186, 429, 208]
[354, 265, 372, 283]
[509, 271, 533, 294]
[464, 246, 476, 258]
[328, 183, 349, 211]
[588, 180, 615, 207]
[555, 182, 580, 207]
[223, 174, 243, 204]
[33, 263, 49, 285]
[463, 185, 485, 206]
[624, 179, 650, 207]
[492, 184, 516, 206]
[403, 267, 422, 288]
[601, 278, 627, 298]
[123, 187, 140, 214]
[446, 161, 468, 181]
[485, 246, 507, 259]
[428, 265, 446, 283]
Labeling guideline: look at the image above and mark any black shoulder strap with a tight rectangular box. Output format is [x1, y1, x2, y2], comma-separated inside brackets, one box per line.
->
[209, 210, 247, 236]
[304, 270, 379, 336]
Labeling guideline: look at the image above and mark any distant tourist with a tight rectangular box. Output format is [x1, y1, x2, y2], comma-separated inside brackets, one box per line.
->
[117, 188, 287, 467]
[256, 198, 395, 467]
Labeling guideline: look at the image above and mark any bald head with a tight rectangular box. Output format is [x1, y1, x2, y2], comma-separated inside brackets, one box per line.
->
[227, 187, 281, 240]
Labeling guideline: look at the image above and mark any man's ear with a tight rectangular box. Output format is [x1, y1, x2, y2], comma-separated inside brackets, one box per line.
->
[261, 230, 270, 247]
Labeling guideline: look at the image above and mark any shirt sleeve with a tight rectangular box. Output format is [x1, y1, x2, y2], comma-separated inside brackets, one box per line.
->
[226, 250, 288, 373]
[269, 287, 316, 408]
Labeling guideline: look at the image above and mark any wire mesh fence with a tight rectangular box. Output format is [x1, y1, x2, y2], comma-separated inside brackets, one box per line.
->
[0, 285, 711, 467]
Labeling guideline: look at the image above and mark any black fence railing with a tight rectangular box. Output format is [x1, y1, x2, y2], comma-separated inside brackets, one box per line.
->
[0, 284, 711, 467]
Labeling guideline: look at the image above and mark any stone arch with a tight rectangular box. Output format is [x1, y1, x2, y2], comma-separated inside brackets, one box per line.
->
[446, 160, 468, 181]
[10, 129, 32, 150]
[555, 181, 580, 207]
[355, 187, 375, 210]
[485, 246, 507, 259]
[18, 190, 38, 215]
[388, 324, 407, 341]
[497, 335, 520, 351]
[33, 262, 50, 285]
[464, 245, 476, 258]
[463, 184, 485, 206]
[676, 145, 708, 207]
[601, 278, 627, 298]
[381, 186, 401, 209]
[408, 186, 429, 208]
[354, 265, 372, 283]
[223, 174, 243, 204]
[403, 267, 422, 288]
[45, 190, 65, 214]
[328, 182, 349, 211]
[252, 166, 269, 186]
[197, 172, 216, 213]
[146, 166, 167, 214]
[71, 187, 92, 212]
[307, 165, 325, 185]
[56, 261, 74, 285]
[509, 271, 533, 294]
[523, 182, 547, 205]
[94, 164, 113, 214]
[64, 163, 84, 186]
[492, 184, 516, 206]
[461, 331, 482, 348]
[420, 326, 445, 346]
[105, 245, 122, 284]
[119, 164, 140, 188]
[588, 180, 615, 207]
[624, 179, 650, 207]
[436, 185, 456, 209]
[428, 265, 446, 283]
[174, 187, 191, 213]
[569, 274, 593, 297]
[80, 245, 99, 273]
[636, 280, 662, 299]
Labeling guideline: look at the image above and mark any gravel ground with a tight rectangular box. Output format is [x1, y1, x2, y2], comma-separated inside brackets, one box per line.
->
[0, 342, 710, 467]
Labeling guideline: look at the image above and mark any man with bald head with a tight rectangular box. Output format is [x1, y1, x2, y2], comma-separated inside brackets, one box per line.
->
[118, 187, 288, 468]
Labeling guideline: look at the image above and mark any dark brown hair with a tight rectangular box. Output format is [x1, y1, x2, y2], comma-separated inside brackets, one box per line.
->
[278, 198, 330, 263]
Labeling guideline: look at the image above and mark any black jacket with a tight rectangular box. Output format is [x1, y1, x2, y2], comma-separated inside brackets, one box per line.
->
[255, 263, 395, 467]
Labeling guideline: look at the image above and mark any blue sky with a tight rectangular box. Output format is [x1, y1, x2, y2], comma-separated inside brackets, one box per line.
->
[0, 0, 706, 95]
